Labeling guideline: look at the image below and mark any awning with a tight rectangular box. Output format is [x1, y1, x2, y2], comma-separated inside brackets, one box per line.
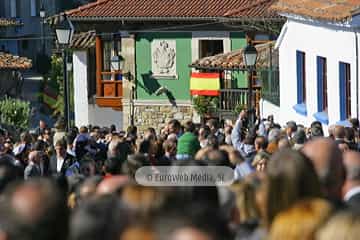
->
[190, 72, 220, 96]
[189, 41, 277, 71]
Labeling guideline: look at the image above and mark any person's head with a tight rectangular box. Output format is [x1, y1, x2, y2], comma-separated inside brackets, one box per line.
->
[219, 145, 243, 166]
[349, 118, 359, 129]
[104, 157, 122, 175]
[124, 154, 150, 178]
[264, 149, 321, 227]
[342, 151, 360, 198]
[168, 120, 181, 135]
[316, 211, 360, 240]
[144, 127, 157, 141]
[268, 128, 281, 143]
[252, 151, 270, 172]
[302, 138, 345, 202]
[70, 194, 130, 240]
[198, 125, 211, 140]
[54, 118, 65, 131]
[107, 136, 133, 161]
[286, 121, 297, 137]
[55, 139, 67, 157]
[79, 126, 89, 134]
[309, 125, 324, 139]
[278, 137, 290, 149]
[230, 176, 261, 224]
[163, 140, 177, 156]
[206, 119, 219, 133]
[344, 127, 355, 143]
[269, 198, 333, 240]
[0, 158, 21, 194]
[0, 179, 69, 240]
[334, 125, 345, 139]
[255, 136, 268, 151]
[28, 151, 41, 164]
[184, 120, 195, 133]
[293, 129, 306, 145]
[39, 120, 46, 129]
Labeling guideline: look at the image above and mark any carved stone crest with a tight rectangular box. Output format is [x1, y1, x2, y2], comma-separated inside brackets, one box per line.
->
[151, 40, 176, 77]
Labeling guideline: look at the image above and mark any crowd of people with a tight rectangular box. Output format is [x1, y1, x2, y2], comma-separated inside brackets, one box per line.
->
[0, 110, 360, 240]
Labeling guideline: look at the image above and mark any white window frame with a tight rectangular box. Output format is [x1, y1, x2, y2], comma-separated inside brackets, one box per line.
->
[191, 32, 230, 63]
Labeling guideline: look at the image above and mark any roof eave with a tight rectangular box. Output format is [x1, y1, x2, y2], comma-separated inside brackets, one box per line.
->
[68, 16, 219, 22]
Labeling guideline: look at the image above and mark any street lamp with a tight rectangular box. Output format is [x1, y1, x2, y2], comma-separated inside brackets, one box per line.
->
[39, 4, 46, 54]
[243, 43, 258, 128]
[55, 16, 74, 131]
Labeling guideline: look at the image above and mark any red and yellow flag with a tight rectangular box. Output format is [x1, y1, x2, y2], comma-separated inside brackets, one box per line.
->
[190, 72, 220, 96]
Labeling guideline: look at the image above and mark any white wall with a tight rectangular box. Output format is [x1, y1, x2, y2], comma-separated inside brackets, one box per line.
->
[73, 51, 124, 130]
[276, 19, 359, 127]
[73, 51, 90, 128]
[88, 105, 123, 130]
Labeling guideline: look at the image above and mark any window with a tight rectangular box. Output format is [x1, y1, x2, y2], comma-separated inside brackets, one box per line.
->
[199, 40, 223, 58]
[95, 35, 123, 108]
[10, 0, 17, 18]
[296, 51, 306, 103]
[102, 36, 121, 79]
[30, 0, 37, 17]
[293, 51, 307, 115]
[317, 56, 327, 112]
[339, 62, 351, 120]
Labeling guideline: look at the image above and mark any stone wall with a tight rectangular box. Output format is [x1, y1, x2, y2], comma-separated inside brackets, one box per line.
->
[134, 102, 193, 134]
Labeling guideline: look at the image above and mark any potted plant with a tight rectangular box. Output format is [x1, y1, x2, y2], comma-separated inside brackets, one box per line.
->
[192, 96, 219, 119]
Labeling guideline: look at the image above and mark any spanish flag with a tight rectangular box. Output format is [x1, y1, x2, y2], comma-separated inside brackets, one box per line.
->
[190, 72, 220, 96]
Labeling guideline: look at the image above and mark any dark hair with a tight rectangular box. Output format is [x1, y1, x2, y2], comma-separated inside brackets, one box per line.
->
[0, 179, 69, 240]
[70, 195, 130, 240]
[255, 136, 268, 150]
[184, 120, 195, 133]
[104, 157, 122, 175]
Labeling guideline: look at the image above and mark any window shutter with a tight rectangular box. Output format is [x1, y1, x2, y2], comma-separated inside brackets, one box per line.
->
[317, 57, 323, 112]
[296, 51, 303, 104]
[339, 62, 346, 120]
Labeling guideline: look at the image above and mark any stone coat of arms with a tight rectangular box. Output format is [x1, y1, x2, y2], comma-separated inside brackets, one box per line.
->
[152, 40, 176, 76]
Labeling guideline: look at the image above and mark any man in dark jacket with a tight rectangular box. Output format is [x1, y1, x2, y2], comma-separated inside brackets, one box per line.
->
[49, 139, 75, 176]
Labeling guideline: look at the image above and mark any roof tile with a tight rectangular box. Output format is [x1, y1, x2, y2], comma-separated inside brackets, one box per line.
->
[66, 0, 278, 19]
[271, 0, 360, 22]
[0, 53, 32, 70]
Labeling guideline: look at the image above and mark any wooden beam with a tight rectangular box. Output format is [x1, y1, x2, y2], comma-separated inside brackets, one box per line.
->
[95, 36, 103, 97]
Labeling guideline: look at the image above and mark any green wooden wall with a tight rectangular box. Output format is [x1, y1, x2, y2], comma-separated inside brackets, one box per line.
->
[230, 32, 248, 88]
[135, 32, 192, 101]
[135, 32, 248, 101]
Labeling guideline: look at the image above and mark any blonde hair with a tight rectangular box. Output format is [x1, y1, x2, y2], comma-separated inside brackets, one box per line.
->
[316, 211, 360, 240]
[269, 198, 333, 240]
[230, 177, 260, 223]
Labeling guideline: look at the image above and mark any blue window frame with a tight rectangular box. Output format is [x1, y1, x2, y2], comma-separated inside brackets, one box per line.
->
[296, 51, 306, 103]
[317, 56, 327, 112]
[293, 51, 307, 116]
[339, 62, 351, 121]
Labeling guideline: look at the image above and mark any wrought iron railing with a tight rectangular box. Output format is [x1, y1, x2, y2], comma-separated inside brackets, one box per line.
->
[218, 88, 261, 112]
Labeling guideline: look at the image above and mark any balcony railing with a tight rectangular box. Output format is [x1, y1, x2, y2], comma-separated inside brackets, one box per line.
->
[218, 87, 261, 112]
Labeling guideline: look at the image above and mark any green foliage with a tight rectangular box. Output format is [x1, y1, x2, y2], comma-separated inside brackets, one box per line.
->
[41, 54, 75, 118]
[41, 54, 63, 117]
[0, 97, 30, 130]
[192, 96, 219, 117]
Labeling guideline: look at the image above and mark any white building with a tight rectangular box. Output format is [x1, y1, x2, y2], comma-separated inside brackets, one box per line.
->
[261, 0, 360, 129]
